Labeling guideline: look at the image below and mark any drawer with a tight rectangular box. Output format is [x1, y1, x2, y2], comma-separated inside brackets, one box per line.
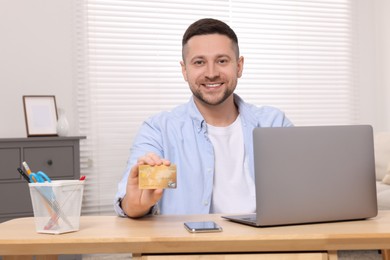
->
[0, 148, 21, 181]
[24, 146, 75, 179]
[0, 182, 33, 215]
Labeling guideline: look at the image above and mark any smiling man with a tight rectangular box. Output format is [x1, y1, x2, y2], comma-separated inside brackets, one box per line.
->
[115, 18, 293, 218]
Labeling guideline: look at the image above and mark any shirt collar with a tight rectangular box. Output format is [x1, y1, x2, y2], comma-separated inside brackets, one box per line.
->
[189, 94, 248, 133]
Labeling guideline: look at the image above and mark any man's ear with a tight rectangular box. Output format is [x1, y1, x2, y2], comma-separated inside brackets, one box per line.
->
[180, 61, 188, 82]
[237, 56, 244, 78]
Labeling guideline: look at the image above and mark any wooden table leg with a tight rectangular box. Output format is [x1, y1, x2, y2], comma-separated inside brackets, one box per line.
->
[382, 249, 390, 260]
[328, 251, 338, 260]
[132, 253, 142, 260]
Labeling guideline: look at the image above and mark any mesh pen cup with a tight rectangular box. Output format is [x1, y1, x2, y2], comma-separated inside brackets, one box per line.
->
[29, 180, 84, 234]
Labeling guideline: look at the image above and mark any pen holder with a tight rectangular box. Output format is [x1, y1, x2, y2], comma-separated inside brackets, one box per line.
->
[29, 180, 84, 234]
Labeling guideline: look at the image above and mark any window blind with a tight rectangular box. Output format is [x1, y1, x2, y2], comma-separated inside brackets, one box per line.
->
[75, 0, 357, 215]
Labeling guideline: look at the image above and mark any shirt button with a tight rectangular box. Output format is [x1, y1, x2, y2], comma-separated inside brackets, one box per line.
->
[204, 201, 209, 206]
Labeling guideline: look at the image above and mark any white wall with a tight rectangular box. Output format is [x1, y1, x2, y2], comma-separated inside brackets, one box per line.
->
[350, 0, 390, 132]
[0, 0, 77, 138]
[374, 0, 390, 131]
[0, 0, 388, 138]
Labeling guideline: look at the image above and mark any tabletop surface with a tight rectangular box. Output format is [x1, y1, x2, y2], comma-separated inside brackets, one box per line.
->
[1, 211, 390, 255]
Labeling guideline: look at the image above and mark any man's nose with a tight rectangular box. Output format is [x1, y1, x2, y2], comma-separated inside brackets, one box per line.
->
[205, 63, 219, 79]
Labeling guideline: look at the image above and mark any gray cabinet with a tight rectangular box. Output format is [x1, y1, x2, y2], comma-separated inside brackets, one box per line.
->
[0, 136, 85, 223]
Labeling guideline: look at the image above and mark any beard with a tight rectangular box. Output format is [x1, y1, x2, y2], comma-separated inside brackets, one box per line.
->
[190, 85, 234, 106]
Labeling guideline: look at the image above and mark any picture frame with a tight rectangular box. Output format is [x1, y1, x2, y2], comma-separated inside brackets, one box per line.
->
[23, 95, 58, 137]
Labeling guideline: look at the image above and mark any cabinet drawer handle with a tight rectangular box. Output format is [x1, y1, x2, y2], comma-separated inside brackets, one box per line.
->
[47, 160, 53, 166]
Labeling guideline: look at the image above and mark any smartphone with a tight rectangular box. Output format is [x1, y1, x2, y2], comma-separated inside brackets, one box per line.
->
[184, 221, 223, 233]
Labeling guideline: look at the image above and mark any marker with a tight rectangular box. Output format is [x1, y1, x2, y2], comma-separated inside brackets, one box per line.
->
[22, 161, 32, 175]
[79, 175, 86, 181]
[17, 168, 30, 183]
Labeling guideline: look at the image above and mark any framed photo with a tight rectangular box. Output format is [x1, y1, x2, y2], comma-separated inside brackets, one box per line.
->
[23, 95, 58, 137]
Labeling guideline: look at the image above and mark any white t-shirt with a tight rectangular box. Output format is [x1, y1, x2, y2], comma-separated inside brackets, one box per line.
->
[207, 115, 256, 214]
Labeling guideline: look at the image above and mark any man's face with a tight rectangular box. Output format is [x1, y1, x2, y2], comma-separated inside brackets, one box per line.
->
[181, 34, 244, 107]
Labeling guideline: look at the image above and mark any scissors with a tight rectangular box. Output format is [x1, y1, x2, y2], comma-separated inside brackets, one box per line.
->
[29, 171, 52, 183]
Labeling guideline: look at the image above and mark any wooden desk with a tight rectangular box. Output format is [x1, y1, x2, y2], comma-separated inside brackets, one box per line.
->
[1, 211, 390, 260]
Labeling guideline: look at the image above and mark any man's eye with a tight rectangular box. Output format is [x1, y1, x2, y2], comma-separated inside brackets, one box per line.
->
[218, 59, 228, 64]
[193, 60, 204, 65]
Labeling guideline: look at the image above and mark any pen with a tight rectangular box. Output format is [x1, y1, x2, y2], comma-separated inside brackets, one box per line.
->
[17, 168, 31, 183]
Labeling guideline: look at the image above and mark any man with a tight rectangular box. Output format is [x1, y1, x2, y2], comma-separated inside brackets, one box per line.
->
[115, 18, 293, 218]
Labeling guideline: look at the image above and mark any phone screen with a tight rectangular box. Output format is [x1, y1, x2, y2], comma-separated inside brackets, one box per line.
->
[184, 221, 223, 233]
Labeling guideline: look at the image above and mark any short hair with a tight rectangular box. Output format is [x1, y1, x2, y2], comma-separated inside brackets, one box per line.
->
[182, 18, 240, 60]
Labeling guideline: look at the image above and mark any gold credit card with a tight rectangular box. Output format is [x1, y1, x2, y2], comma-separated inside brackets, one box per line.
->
[138, 164, 177, 189]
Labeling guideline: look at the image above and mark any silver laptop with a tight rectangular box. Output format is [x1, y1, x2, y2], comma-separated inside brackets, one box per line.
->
[222, 125, 378, 227]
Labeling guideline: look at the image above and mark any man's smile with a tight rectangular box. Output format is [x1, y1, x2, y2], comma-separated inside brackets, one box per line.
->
[203, 83, 224, 88]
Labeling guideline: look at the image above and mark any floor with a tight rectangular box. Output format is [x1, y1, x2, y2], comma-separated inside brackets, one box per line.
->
[338, 250, 382, 260]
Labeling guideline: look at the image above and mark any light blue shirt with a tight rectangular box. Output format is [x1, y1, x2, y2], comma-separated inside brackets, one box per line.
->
[114, 94, 293, 216]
